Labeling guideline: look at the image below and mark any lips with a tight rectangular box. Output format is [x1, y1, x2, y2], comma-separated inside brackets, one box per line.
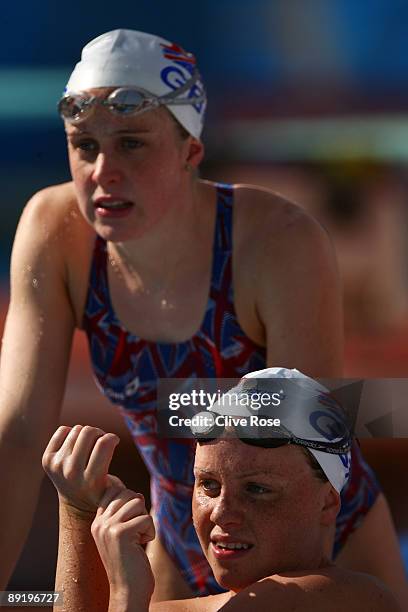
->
[210, 536, 253, 560]
[93, 197, 134, 218]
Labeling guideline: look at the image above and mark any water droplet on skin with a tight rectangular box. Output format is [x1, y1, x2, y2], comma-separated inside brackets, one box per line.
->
[71, 577, 78, 583]
[32, 278, 39, 288]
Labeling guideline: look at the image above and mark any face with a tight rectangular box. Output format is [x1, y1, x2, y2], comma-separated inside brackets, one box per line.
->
[65, 89, 203, 242]
[193, 438, 338, 592]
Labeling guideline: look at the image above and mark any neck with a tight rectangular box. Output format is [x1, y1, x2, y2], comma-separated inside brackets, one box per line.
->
[108, 179, 215, 285]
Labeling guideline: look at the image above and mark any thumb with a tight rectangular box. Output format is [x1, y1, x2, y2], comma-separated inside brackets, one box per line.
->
[106, 474, 127, 490]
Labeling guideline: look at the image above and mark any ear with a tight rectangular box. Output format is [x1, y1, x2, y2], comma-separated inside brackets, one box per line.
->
[320, 484, 341, 527]
[185, 137, 205, 169]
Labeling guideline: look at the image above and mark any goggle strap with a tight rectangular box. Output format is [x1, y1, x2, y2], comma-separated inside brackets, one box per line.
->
[158, 69, 206, 105]
[288, 434, 351, 455]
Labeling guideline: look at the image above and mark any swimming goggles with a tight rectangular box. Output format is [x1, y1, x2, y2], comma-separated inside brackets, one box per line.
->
[58, 69, 206, 123]
[192, 413, 352, 454]
[190, 378, 353, 455]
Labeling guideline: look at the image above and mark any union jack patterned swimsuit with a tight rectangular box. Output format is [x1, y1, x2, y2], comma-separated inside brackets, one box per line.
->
[83, 183, 380, 595]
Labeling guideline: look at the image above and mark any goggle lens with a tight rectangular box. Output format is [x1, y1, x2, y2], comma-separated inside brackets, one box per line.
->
[59, 88, 155, 122]
[58, 93, 93, 120]
[105, 88, 153, 115]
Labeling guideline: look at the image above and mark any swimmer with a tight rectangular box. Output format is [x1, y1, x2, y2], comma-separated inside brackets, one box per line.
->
[42, 369, 401, 611]
[0, 29, 406, 604]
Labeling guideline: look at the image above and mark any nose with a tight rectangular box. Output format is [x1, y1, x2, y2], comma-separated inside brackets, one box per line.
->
[91, 152, 122, 186]
[209, 492, 244, 529]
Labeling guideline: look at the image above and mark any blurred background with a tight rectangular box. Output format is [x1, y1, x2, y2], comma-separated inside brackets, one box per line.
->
[1, 0, 408, 601]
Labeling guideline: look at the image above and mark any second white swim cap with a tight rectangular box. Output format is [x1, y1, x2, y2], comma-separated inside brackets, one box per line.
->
[65, 29, 207, 139]
[222, 367, 352, 493]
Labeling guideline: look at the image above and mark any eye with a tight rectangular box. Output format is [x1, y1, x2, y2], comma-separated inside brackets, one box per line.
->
[120, 137, 144, 150]
[70, 138, 98, 153]
[197, 478, 220, 496]
[245, 482, 270, 495]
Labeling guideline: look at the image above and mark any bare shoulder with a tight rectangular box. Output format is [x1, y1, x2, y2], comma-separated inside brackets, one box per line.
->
[232, 183, 330, 256]
[11, 181, 94, 326]
[215, 568, 401, 612]
[227, 183, 343, 373]
[149, 567, 400, 612]
[11, 182, 76, 281]
[19, 181, 89, 241]
[151, 593, 230, 612]
[149, 569, 400, 612]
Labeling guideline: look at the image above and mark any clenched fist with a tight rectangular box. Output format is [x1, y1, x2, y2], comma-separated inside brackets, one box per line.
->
[42, 424, 123, 514]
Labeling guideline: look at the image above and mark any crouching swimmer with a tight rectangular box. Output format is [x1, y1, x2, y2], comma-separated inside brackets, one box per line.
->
[42, 368, 401, 611]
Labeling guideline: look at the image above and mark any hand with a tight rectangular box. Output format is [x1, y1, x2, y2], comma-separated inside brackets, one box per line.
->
[42, 425, 123, 514]
[91, 487, 155, 609]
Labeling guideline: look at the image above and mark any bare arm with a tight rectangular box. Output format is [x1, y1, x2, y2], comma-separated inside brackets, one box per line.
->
[255, 201, 343, 377]
[57, 503, 109, 612]
[0, 191, 75, 587]
[42, 426, 122, 612]
[42, 425, 154, 612]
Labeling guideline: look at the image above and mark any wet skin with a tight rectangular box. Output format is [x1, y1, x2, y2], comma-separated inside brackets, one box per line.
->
[65, 94, 204, 244]
[193, 438, 340, 592]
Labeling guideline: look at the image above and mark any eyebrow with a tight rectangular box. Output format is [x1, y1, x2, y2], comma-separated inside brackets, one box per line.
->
[194, 467, 277, 479]
[67, 128, 153, 135]
[116, 128, 153, 134]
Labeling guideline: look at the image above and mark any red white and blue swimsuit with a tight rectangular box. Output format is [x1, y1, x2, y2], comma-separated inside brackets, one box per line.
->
[83, 183, 380, 595]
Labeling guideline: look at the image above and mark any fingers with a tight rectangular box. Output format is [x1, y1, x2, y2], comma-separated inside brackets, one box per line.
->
[106, 474, 127, 491]
[97, 483, 131, 512]
[42, 425, 72, 465]
[97, 489, 154, 539]
[57, 424, 85, 455]
[42, 425, 82, 475]
[98, 488, 145, 516]
[85, 432, 119, 481]
[43, 425, 117, 473]
[127, 514, 156, 545]
[69, 426, 109, 472]
[42, 424, 121, 512]
[92, 490, 155, 547]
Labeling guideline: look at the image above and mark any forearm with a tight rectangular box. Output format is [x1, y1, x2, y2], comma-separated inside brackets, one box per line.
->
[57, 504, 109, 612]
[108, 589, 150, 612]
[0, 444, 44, 589]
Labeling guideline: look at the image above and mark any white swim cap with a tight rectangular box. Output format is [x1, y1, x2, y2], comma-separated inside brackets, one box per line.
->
[212, 367, 352, 493]
[64, 29, 206, 139]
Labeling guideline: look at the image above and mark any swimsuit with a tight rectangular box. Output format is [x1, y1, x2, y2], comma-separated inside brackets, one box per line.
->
[83, 183, 380, 595]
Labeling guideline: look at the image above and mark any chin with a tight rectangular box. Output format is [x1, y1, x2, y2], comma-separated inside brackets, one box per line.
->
[213, 568, 259, 593]
[93, 221, 146, 242]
